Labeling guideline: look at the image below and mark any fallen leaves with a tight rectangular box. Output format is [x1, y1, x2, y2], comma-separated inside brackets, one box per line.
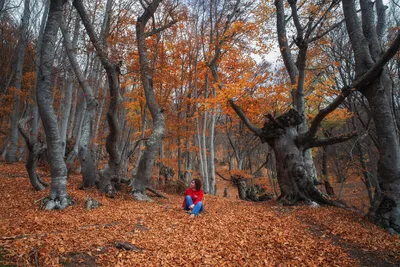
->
[0, 162, 399, 266]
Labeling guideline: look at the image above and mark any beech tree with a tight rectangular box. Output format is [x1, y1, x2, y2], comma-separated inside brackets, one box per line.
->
[36, 0, 72, 210]
[341, 0, 400, 233]
[6, 0, 30, 163]
[228, 0, 400, 209]
[74, 0, 125, 195]
[131, 0, 175, 200]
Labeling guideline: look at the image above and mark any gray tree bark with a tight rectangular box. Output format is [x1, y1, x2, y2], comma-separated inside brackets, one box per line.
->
[209, 86, 216, 195]
[342, 0, 400, 233]
[132, 0, 166, 200]
[37, 0, 72, 210]
[7, 0, 30, 163]
[60, 12, 79, 156]
[132, 106, 147, 177]
[18, 116, 48, 191]
[201, 76, 209, 193]
[60, 12, 98, 188]
[17, 0, 48, 191]
[275, 0, 333, 186]
[74, 0, 123, 195]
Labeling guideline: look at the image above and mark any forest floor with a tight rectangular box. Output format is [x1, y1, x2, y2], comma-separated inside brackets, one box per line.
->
[0, 163, 399, 266]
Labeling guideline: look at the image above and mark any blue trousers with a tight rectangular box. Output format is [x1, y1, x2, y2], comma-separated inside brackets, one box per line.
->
[184, 195, 204, 215]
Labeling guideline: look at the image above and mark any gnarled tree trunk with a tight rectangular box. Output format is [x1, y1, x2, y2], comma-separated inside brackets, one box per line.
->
[37, 0, 72, 210]
[18, 116, 48, 191]
[131, 0, 166, 201]
[74, 0, 124, 195]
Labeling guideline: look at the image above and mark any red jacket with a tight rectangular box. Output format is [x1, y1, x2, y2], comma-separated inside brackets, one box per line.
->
[182, 188, 204, 207]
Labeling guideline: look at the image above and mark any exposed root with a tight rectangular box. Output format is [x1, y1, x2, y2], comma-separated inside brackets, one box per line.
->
[131, 191, 153, 202]
[41, 196, 74, 210]
[146, 187, 168, 199]
[277, 188, 348, 209]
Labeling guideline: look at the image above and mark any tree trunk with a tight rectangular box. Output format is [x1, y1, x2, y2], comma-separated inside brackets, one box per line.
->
[66, 100, 85, 172]
[132, 106, 148, 177]
[271, 128, 323, 205]
[60, 13, 98, 188]
[18, 116, 48, 191]
[60, 12, 79, 156]
[364, 79, 400, 233]
[36, 0, 72, 210]
[201, 75, 209, 193]
[209, 87, 216, 195]
[132, 0, 166, 200]
[356, 141, 374, 206]
[7, 0, 30, 163]
[342, 0, 400, 232]
[74, 0, 123, 195]
[60, 82, 73, 155]
[322, 145, 335, 197]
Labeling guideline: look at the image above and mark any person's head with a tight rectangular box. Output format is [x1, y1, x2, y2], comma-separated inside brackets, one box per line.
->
[190, 179, 202, 191]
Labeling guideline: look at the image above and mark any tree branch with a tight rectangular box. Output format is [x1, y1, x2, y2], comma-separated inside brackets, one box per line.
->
[353, 31, 400, 90]
[308, 18, 344, 43]
[228, 99, 262, 136]
[215, 170, 231, 181]
[144, 19, 177, 37]
[73, 0, 111, 69]
[304, 131, 357, 150]
[300, 30, 400, 144]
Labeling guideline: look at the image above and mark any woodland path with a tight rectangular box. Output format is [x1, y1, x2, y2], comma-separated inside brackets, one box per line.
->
[0, 163, 399, 266]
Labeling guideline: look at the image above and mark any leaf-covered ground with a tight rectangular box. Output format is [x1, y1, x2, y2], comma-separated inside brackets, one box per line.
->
[0, 163, 399, 266]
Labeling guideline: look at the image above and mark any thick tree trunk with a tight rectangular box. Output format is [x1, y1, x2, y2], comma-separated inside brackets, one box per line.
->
[7, 0, 30, 163]
[132, 0, 166, 200]
[36, 0, 72, 210]
[271, 128, 323, 205]
[363, 79, 400, 233]
[342, 0, 400, 232]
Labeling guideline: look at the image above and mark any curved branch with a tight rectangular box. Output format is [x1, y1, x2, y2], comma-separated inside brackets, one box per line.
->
[301, 30, 400, 143]
[228, 99, 262, 136]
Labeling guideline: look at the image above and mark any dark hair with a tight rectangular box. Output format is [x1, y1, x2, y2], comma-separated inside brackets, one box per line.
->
[193, 179, 202, 191]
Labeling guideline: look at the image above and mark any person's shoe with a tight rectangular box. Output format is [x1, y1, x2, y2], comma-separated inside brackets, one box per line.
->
[189, 214, 195, 218]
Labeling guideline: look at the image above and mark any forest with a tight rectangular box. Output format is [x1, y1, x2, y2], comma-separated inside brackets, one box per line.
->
[1, 0, 400, 265]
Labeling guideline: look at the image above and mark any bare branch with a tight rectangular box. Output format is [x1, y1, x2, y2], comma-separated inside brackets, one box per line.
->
[308, 18, 344, 43]
[304, 131, 357, 150]
[301, 30, 400, 143]
[144, 19, 177, 37]
[353, 31, 400, 90]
